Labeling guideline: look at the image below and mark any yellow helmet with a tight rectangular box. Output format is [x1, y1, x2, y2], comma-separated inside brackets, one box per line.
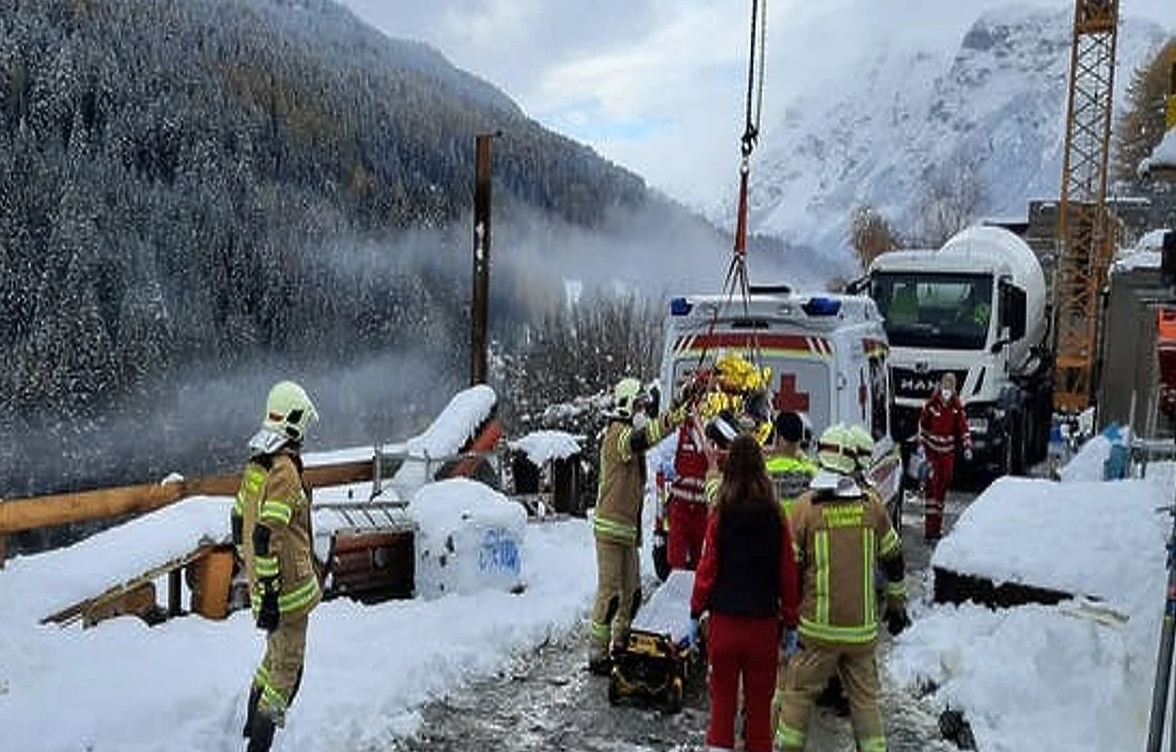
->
[846, 424, 875, 472]
[263, 380, 318, 442]
[611, 377, 644, 419]
[816, 423, 857, 476]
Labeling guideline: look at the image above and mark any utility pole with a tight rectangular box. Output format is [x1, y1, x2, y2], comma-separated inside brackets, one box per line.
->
[470, 132, 498, 386]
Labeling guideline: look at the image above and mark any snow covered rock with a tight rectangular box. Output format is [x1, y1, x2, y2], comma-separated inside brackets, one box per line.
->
[409, 478, 526, 599]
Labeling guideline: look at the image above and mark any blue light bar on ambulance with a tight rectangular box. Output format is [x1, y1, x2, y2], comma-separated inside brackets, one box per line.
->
[802, 297, 841, 316]
[669, 297, 693, 316]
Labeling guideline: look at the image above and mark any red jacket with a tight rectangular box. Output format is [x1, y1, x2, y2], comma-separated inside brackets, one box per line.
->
[918, 391, 972, 456]
[690, 505, 799, 628]
[670, 419, 708, 503]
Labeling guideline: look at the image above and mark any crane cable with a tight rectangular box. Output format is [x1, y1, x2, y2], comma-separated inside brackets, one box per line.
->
[696, 0, 770, 381]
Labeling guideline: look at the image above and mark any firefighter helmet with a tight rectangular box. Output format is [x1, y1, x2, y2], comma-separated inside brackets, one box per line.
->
[611, 377, 644, 419]
[846, 424, 875, 472]
[816, 423, 857, 476]
[263, 380, 319, 442]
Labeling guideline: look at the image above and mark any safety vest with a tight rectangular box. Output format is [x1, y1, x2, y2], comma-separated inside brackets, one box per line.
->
[765, 453, 819, 519]
[789, 488, 902, 646]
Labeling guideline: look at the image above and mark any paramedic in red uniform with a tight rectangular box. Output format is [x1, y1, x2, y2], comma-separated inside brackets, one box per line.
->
[918, 372, 972, 542]
[666, 412, 710, 570]
[690, 432, 800, 752]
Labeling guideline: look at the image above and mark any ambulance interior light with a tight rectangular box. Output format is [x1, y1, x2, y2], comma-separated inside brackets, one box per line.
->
[802, 297, 842, 316]
[669, 297, 693, 316]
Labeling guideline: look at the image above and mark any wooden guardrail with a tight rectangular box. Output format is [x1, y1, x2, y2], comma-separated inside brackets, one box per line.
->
[0, 459, 376, 536]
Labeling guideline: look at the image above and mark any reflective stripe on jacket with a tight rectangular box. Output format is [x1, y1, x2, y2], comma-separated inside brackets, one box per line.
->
[789, 487, 903, 646]
[918, 393, 971, 456]
[594, 409, 682, 545]
[765, 453, 819, 518]
[232, 452, 322, 619]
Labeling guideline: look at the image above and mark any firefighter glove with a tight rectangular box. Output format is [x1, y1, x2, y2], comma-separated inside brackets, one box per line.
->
[781, 628, 800, 659]
[256, 579, 280, 633]
[885, 605, 912, 636]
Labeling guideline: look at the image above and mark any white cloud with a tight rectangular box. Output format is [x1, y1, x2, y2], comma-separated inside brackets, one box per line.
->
[338, 0, 1176, 211]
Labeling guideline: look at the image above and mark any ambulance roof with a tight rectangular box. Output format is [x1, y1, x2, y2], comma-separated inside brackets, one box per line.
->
[665, 292, 883, 335]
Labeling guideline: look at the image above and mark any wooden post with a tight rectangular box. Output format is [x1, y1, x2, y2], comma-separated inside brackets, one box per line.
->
[470, 132, 496, 386]
[168, 568, 182, 617]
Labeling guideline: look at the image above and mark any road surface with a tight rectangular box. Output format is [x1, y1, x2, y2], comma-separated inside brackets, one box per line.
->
[389, 489, 975, 752]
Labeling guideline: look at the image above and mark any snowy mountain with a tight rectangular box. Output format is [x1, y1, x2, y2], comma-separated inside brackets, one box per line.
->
[748, 5, 1170, 262]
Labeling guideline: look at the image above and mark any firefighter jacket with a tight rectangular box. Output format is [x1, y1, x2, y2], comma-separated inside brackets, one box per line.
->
[231, 450, 322, 621]
[690, 502, 800, 628]
[789, 487, 905, 646]
[765, 453, 819, 519]
[918, 391, 971, 457]
[594, 408, 684, 546]
[670, 418, 708, 504]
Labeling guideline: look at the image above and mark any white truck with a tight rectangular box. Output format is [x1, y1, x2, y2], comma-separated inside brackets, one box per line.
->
[657, 287, 903, 524]
[860, 225, 1053, 477]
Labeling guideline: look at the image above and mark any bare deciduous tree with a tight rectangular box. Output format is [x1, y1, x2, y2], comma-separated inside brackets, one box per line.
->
[849, 204, 901, 270]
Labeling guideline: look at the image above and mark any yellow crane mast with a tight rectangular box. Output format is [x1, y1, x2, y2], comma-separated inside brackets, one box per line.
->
[1052, 0, 1120, 413]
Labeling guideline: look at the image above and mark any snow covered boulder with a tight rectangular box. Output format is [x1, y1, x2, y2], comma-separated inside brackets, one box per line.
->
[409, 478, 527, 599]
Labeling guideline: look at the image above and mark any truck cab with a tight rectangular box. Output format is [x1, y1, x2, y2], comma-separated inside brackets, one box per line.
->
[659, 288, 903, 525]
[863, 226, 1053, 477]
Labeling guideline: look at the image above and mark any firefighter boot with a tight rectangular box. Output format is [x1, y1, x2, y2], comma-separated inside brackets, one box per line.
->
[242, 685, 262, 738]
[246, 712, 277, 752]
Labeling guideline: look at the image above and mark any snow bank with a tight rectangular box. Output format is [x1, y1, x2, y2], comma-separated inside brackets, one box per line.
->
[1143, 128, 1176, 174]
[894, 449, 1174, 751]
[1057, 434, 1111, 482]
[510, 430, 582, 465]
[410, 478, 527, 599]
[1, 497, 231, 623]
[932, 476, 1168, 605]
[390, 384, 498, 495]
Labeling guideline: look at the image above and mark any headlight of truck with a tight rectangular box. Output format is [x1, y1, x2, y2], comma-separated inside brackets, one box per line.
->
[968, 417, 989, 433]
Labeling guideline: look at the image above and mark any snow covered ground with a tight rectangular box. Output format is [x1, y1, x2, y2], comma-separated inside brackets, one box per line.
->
[4, 378, 1172, 751]
[889, 442, 1174, 751]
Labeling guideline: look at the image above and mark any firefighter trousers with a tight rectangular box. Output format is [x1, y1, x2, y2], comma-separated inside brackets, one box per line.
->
[589, 539, 640, 660]
[924, 451, 954, 538]
[776, 641, 886, 752]
[667, 498, 708, 570]
[253, 611, 309, 725]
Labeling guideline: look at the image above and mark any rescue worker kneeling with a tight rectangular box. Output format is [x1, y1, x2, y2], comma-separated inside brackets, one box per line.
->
[231, 381, 323, 752]
[775, 423, 910, 752]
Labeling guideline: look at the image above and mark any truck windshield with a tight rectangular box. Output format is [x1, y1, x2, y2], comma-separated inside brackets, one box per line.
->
[871, 272, 993, 350]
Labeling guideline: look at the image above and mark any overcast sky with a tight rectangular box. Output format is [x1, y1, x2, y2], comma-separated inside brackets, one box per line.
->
[338, 0, 1175, 211]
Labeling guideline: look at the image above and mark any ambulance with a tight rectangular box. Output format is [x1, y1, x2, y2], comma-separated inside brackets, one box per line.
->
[657, 287, 903, 525]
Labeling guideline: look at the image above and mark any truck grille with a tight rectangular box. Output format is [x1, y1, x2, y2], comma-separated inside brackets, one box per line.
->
[891, 368, 968, 401]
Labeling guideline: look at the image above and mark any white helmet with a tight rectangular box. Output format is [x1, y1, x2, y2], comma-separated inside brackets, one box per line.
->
[262, 380, 318, 442]
[611, 377, 644, 420]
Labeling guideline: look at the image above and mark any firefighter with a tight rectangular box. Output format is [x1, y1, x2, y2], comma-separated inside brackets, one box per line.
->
[917, 372, 972, 543]
[764, 411, 818, 520]
[588, 376, 690, 675]
[232, 380, 323, 752]
[775, 424, 910, 752]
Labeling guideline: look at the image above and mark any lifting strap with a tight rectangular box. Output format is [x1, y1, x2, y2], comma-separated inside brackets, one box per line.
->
[695, 0, 770, 376]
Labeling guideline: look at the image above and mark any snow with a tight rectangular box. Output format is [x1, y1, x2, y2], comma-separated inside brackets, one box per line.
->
[1113, 228, 1171, 272]
[1143, 128, 1176, 176]
[892, 449, 1175, 751]
[388, 384, 498, 495]
[410, 478, 527, 599]
[9, 376, 1176, 751]
[510, 430, 582, 465]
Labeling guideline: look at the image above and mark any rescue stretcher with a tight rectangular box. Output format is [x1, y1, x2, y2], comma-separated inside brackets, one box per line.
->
[607, 569, 702, 713]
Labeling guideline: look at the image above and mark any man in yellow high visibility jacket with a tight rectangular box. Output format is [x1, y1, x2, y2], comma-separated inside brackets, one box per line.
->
[231, 381, 322, 752]
[764, 411, 817, 520]
[775, 424, 910, 752]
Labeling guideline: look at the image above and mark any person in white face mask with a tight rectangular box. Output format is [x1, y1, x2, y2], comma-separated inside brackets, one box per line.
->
[916, 373, 972, 543]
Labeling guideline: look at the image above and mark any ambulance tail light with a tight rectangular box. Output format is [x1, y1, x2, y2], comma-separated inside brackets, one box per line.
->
[802, 297, 842, 317]
[669, 297, 693, 316]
